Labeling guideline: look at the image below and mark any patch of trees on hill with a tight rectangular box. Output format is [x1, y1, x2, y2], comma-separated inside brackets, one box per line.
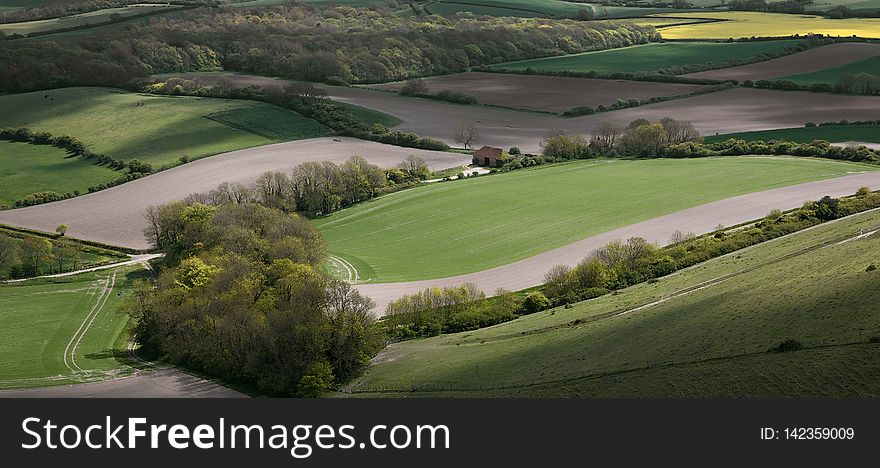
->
[134, 201, 382, 396]
[0, 5, 658, 92]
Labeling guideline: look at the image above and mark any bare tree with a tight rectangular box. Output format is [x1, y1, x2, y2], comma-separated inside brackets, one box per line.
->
[398, 155, 429, 180]
[454, 121, 480, 149]
[590, 121, 622, 154]
[659, 117, 701, 144]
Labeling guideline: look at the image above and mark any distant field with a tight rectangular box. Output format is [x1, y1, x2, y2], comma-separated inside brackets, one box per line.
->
[0, 4, 177, 36]
[0, 140, 119, 208]
[781, 54, 880, 85]
[347, 208, 880, 397]
[368, 72, 705, 113]
[422, 0, 692, 19]
[315, 157, 875, 282]
[489, 40, 803, 74]
[0, 87, 330, 169]
[806, 0, 880, 11]
[0, 267, 143, 389]
[705, 124, 880, 144]
[654, 12, 880, 39]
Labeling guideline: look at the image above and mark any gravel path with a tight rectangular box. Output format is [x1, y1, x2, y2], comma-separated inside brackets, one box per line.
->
[355, 171, 880, 314]
[0, 368, 246, 398]
[0, 137, 470, 250]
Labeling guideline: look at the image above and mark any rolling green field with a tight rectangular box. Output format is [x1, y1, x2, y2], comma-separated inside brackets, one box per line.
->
[0, 87, 330, 169]
[0, 140, 119, 208]
[422, 0, 691, 19]
[334, 101, 403, 128]
[490, 40, 803, 74]
[781, 55, 880, 85]
[315, 157, 877, 282]
[654, 12, 880, 39]
[347, 208, 880, 397]
[0, 4, 176, 36]
[705, 124, 880, 144]
[0, 266, 144, 389]
[806, 0, 880, 11]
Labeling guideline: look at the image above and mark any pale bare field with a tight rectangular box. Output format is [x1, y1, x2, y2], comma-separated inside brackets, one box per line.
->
[686, 42, 880, 81]
[0, 137, 470, 250]
[366, 72, 706, 113]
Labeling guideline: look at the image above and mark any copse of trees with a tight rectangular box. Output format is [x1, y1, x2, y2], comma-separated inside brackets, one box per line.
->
[541, 117, 702, 159]
[134, 201, 381, 396]
[380, 284, 523, 340]
[180, 155, 430, 219]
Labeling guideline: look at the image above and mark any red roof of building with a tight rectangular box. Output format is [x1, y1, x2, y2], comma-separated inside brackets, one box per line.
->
[474, 146, 503, 158]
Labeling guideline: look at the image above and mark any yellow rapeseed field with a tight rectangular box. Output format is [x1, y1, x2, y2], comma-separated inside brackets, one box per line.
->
[653, 12, 880, 39]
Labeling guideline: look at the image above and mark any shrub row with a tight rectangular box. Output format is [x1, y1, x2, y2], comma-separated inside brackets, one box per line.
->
[562, 83, 733, 117]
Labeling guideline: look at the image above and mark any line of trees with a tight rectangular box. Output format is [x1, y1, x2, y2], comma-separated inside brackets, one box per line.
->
[541, 117, 702, 159]
[750, 73, 880, 96]
[134, 201, 382, 396]
[181, 155, 431, 218]
[540, 189, 880, 308]
[0, 232, 99, 279]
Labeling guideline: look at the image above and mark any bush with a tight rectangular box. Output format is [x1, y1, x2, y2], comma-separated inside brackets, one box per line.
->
[521, 291, 551, 314]
[297, 361, 335, 397]
[867, 264, 877, 272]
[325, 76, 350, 86]
[770, 339, 803, 353]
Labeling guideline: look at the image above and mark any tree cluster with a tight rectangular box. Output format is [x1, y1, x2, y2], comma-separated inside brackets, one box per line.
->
[1, 5, 658, 92]
[135, 201, 381, 395]
[182, 155, 429, 218]
[541, 117, 701, 159]
[381, 284, 523, 340]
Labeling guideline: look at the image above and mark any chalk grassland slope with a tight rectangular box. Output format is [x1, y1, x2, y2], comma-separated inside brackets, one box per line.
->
[0, 266, 143, 389]
[782, 54, 880, 85]
[0, 4, 175, 35]
[367, 72, 706, 114]
[347, 209, 880, 397]
[654, 12, 880, 39]
[685, 42, 880, 81]
[705, 124, 880, 144]
[489, 40, 803, 74]
[315, 157, 877, 282]
[0, 140, 118, 208]
[0, 87, 331, 169]
[0, 137, 471, 249]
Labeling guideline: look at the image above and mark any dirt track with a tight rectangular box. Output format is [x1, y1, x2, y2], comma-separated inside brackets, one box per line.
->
[0, 368, 246, 398]
[354, 171, 880, 313]
[366, 72, 705, 113]
[0, 137, 470, 250]
[685, 43, 880, 81]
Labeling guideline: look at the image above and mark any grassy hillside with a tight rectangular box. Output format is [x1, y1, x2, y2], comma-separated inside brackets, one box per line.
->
[705, 124, 880, 144]
[654, 12, 880, 39]
[490, 40, 803, 74]
[0, 266, 144, 389]
[781, 55, 880, 85]
[315, 157, 877, 282]
[0, 87, 330, 169]
[347, 208, 880, 397]
[0, 140, 119, 208]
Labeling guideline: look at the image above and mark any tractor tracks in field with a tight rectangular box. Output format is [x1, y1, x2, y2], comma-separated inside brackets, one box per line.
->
[62, 271, 117, 374]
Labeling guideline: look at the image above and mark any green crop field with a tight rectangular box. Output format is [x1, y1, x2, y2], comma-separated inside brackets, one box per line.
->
[0, 4, 177, 36]
[806, 0, 880, 11]
[0, 140, 119, 208]
[0, 266, 145, 389]
[705, 124, 880, 144]
[315, 156, 877, 282]
[781, 55, 880, 85]
[334, 101, 403, 128]
[654, 12, 880, 39]
[347, 208, 880, 397]
[422, 0, 689, 19]
[490, 40, 803, 74]
[0, 87, 330, 169]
